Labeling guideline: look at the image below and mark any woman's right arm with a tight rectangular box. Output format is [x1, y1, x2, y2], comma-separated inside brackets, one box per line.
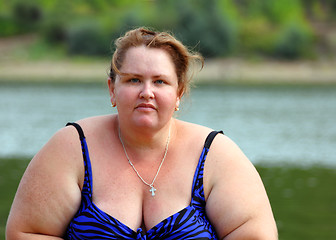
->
[6, 127, 84, 239]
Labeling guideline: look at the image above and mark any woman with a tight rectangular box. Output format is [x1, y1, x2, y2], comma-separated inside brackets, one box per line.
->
[6, 27, 277, 239]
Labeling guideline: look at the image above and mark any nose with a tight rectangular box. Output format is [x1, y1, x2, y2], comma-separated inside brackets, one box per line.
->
[139, 81, 154, 99]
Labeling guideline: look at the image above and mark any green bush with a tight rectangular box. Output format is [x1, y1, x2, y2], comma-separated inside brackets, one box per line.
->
[0, 16, 20, 37]
[42, 21, 67, 43]
[239, 17, 277, 56]
[274, 23, 314, 59]
[0, 2, 42, 36]
[235, 0, 316, 59]
[173, 0, 237, 57]
[66, 20, 113, 56]
[12, 2, 42, 33]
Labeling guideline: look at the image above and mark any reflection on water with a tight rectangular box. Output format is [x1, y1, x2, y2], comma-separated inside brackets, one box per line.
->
[1, 82, 335, 167]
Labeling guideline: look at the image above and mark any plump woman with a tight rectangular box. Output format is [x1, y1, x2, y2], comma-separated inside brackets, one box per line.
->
[6, 27, 278, 239]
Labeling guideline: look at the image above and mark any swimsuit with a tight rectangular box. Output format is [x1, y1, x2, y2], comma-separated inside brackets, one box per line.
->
[64, 122, 223, 240]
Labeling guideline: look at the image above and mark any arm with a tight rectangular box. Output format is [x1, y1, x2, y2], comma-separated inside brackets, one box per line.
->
[205, 135, 278, 239]
[6, 127, 83, 239]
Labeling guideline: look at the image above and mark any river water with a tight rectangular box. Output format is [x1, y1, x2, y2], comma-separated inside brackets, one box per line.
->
[1, 82, 335, 167]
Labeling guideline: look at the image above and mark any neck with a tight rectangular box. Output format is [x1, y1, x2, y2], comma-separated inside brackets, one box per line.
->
[116, 117, 173, 150]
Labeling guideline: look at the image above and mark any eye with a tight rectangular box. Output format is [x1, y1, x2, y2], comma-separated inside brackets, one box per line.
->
[129, 78, 140, 83]
[154, 79, 165, 84]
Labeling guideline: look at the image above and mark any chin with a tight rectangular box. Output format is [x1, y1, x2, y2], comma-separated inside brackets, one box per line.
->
[133, 117, 158, 129]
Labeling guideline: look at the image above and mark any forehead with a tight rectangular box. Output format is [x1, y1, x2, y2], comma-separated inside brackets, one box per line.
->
[120, 46, 176, 77]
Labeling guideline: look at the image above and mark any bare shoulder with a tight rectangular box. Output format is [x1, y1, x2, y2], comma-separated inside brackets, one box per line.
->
[75, 114, 116, 138]
[204, 135, 278, 239]
[6, 124, 85, 238]
[27, 123, 85, 185]
[173, 119, 223, 159]
[206, 134, 251, 176]
[174, 119, 214, 141]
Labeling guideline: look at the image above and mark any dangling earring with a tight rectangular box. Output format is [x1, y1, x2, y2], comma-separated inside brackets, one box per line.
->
[111, 102, 116, 107]
[175, 106, 179, 111]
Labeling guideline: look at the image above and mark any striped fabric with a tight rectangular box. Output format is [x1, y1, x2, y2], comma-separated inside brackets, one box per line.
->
[65, 123, 222, 239]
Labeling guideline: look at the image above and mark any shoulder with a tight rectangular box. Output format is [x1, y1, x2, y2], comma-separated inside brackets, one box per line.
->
[27, 120, 88, 189]
[21, 115, 116, 190]
[173, 118, 226, 154]
[174, 118, 215, 141]
[6, 120, 89, 237]
[203, 134, 277, 238]
[204, 133, 257, 200]
[207, 133, 247, 168]
[74, 114, 116, 138]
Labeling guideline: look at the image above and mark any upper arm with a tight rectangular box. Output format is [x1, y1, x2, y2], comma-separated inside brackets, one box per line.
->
[205, 135, 278, 239]
[6, 127, 83, 238]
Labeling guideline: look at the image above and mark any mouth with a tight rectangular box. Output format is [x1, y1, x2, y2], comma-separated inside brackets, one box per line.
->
[135, 103, 156, 111]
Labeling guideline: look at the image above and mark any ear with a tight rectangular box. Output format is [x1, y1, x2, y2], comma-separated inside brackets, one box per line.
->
[175, 97, 180, 109]
[177, 87, 185, 100]
[107, 78, 116, 105]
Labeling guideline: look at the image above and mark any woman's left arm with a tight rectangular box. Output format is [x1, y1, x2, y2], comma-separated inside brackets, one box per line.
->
[205, 135, 278, 239]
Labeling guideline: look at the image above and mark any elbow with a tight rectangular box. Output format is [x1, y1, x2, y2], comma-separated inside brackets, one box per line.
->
[6, 224, 21, 240]
[221, 218, 278, 240]
[6, 218, 26, 240]
[246, 224, 278, 240]
[248, 230, 278, 240]
[6, 220, 15, 240]
[246, 221, 278, 240]
[6, 227, 18, 240]
[222, 231, 278, 240]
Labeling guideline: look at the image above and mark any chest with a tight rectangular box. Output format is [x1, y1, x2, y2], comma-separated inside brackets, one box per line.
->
[87, 143, 204, 232]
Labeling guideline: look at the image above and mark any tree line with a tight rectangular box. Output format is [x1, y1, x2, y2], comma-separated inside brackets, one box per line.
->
[1, 0, 335, 59]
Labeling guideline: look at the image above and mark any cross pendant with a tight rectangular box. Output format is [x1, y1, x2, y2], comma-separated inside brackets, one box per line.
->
[149, 186, 156, 196]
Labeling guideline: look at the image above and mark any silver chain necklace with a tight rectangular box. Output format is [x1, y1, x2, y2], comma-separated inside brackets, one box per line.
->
[118, 127, 170, 197]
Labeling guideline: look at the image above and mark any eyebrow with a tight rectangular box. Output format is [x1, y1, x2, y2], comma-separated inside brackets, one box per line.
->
[120, 72, 168, 79]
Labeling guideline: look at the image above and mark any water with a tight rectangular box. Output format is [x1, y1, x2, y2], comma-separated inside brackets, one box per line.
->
[1, 82, 335, 167]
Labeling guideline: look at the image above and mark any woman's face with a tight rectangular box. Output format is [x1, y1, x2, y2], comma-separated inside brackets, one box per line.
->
[109, 46, 180, 130]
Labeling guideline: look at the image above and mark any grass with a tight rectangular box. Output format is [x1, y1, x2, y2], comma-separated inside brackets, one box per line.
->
[258, 165, 336, 239]
[1, 158, 336, 239]
[0, 158, 29, 238]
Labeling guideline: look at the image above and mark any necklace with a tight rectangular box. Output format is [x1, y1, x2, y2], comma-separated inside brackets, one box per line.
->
[118, 127, 170, 197]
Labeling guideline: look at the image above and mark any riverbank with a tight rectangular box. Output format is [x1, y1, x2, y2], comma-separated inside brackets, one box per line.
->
[1, 35, 336, 84]
[1, 57, 336, 85]
[196, 58, 336, 85]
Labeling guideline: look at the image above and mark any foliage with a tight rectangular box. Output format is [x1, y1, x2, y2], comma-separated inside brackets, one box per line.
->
[239, 17, 277, 56]
[274, 23, 314, 59]
[0, 16, 21, 36]
[67, 19, 112, 56]
[164, 0, 237, 57]
[236, 0, 315, 59]
[0, 0, 334, 59]
[0, 1, 42, 36]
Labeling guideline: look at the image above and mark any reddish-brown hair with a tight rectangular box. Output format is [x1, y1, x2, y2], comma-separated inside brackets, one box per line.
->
[109, 27, 203, 97]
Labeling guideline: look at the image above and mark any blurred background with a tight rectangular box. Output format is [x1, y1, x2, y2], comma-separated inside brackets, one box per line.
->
[0, 0, 335, 239]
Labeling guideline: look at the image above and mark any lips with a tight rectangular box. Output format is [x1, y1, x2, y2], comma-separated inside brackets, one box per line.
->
[135, 103, 156, 111]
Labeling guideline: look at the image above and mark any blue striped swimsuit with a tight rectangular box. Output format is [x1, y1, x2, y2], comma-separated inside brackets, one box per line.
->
[65, 122, 223, 240]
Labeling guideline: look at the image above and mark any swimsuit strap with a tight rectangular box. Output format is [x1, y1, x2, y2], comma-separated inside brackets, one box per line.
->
[204, 131, 224, 149]
[66, 122, 85, 139]
[191, 130, 224, 207]
[66, 122, 93, 200]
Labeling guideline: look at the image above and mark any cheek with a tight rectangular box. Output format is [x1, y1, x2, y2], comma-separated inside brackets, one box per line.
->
[157, 91, 179, 108]
[116, 87, 136, 102]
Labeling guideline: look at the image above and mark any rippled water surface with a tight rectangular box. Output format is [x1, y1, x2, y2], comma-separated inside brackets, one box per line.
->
[1, 82, 335, 167]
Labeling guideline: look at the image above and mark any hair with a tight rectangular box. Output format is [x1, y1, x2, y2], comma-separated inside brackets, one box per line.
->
[109, 27, 204, 97]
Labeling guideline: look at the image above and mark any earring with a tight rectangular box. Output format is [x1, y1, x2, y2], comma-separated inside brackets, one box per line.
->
[111, 102, 116, 107]
[175, 106, 179, 111]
